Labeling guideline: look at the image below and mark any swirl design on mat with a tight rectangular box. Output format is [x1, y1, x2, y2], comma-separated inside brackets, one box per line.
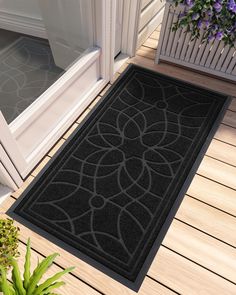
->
[29, 71, 213, 265]
[0, 37, 63, 123]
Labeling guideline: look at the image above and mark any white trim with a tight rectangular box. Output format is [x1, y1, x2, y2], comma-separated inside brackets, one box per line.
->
[0, 10, 47, 39]
[0, 163, 18, 191]
[0, 112, 27, 174]
[137, 5, 164, 49]
[121, 0, 142, 57]
[0, 184, 12, 206]
[0, 145, 23, 188]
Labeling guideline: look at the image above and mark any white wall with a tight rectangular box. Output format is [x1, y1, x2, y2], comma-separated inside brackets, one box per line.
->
[0, 0, 42, 19]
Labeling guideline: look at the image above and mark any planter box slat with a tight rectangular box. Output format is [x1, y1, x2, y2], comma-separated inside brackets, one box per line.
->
[156, 2, 236, 82]
[210, 43, 225, 70]
[205, 40, 220, 68]
[179, 31, 191, 61]
[195, 42, 208, 65]
[221, 47, 235, 72]
[215, 46, 231, 71]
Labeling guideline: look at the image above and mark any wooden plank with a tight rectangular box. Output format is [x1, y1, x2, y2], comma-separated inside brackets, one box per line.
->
[163, 219, 236, 283]
[176, 196, 236, 247]
[1, 198, 173, 295]
[222, 110, 236, 128]
[48, 139, 66, 158]
[31, 156, 51, 177]
[136, 46, 156, 60]
[143, 38, 158, 49]
[17, 242, 100, 295]
[215, 125, 236, 146]
[150, 30, 160, 40]
[229, 98, 236, 112]
[11, 176, 34, 199]
[149, 246, 236, 294]
[187, 174, 236, 216]
[197, 156, 236, 190]
[63, 122, 79, 140]
[206, 139, 236, 167]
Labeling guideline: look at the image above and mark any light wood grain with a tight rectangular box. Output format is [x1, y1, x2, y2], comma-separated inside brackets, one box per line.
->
[163, 219, 236, 283]
[206, 139, 236, 167]
[63, 122, 79, 140]
[187, 174, 236, 216]
[136, 46, 156, 60]
[149, 246, 236, 295]
[143, 38, 158, 49]
[31, 156, 51, 177]
[229, 98, 236, 112]
[223, 110, 236, 128]
[176, 196, 236, 247]
[150, 30, 160, 40]
[11, 176, 34, 199]
[215, 124, 236, 146]
[197, 156, 236, 190]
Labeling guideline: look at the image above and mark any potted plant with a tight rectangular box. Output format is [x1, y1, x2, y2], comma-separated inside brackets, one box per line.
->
[156, 0, 236, 81]
[0, 219, 20, 271]
[0, 219, 74, 295]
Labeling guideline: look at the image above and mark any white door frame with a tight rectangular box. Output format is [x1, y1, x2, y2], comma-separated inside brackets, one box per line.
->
[0, 0, 114, 187]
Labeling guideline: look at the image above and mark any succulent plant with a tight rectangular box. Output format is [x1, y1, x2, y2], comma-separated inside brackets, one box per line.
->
[0, 219, 20, 270]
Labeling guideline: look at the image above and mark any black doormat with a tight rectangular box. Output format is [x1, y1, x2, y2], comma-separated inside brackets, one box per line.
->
[11, 65, 230, 290]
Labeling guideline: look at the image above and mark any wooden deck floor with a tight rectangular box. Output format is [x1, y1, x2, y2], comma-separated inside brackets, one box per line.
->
[1, 28, 236, 295]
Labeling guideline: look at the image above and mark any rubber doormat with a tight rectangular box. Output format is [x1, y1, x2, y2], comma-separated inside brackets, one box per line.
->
[12, 64, 229, 290]
[0, 37, 64, 123]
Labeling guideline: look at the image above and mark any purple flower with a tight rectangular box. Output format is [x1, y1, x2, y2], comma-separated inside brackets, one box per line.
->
[233, 4, 236, 12]
[213, 2, 222, 12]
[192, 13, 200, 20]
[216, 31, 224, 40]
[207, 9, 213, 16]
[208, 35, 215, 42]
[186, 0, 194, 7]
[205, 20, 210, 28]
[197, 20, 202, 28]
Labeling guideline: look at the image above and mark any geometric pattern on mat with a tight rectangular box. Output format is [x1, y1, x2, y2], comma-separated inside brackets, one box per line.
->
[14, 65, 227, 283]
[0, 37, 63, 123]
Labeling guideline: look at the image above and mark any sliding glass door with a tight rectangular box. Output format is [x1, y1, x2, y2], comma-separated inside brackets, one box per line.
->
[0, 0, 113, 189]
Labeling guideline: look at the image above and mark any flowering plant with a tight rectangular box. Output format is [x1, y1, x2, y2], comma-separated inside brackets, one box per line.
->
[172, 0, 236, 46]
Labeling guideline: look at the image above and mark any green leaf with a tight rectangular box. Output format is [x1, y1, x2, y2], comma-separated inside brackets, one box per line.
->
[27, 253, 59, 295]
[41, 281, 65, 294]
[34, 267, 74, 295]
[11, 259, 26, 295]
[0, 267, 14, 295]
[23, 238, 31, 289]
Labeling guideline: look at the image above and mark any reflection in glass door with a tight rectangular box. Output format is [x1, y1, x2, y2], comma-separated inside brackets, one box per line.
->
[0, 0, 113, 184]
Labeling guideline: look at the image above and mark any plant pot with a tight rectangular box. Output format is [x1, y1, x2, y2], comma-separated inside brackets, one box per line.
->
[156, 1, 236, 82]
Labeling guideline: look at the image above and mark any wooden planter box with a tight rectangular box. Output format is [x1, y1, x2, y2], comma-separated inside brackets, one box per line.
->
[156, 1, 236, 82]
